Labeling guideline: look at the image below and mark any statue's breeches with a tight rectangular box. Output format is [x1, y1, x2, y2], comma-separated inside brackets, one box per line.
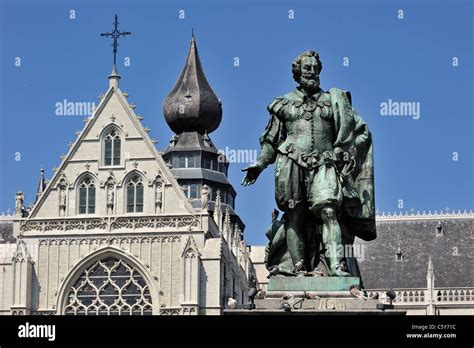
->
[274, 153, 343, 213]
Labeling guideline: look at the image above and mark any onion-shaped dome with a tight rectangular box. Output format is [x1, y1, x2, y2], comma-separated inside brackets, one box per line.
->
[163, 35, 222, 134]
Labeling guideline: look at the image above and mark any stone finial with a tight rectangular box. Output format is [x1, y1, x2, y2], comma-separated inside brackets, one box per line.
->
[34, 166, 47, 203]
[108, 64, 121, 89]
[427, 256, 433, 276]
[426, 255, 436, 315]
[223, 207, 231, 241]
[426, 255, 435, 289]
[214, 190, 222, 230]
[233, 223, 242, 253]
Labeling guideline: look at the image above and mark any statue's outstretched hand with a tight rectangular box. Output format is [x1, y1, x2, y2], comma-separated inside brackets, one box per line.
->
[241, 164, 262, 186]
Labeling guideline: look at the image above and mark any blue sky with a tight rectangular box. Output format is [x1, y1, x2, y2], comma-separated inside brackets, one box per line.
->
[0, 0, 472, 245]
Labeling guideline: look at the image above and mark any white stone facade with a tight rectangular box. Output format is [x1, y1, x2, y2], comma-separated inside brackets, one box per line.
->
[0, 74, 254, 316]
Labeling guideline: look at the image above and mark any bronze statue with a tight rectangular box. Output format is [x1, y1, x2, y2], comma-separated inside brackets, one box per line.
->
[242, 51, 376, 278]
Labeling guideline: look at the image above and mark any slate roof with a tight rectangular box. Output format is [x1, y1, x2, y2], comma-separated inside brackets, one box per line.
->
[356, 213, 474, 289]
[172, 168, 233, 187]
[163, 131, 220, 154]
[163, 35, 222, 135]
[0, 221, 14, 244]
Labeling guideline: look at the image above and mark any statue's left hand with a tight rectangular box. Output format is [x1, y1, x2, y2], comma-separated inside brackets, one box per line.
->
[355, 133, 369, 147]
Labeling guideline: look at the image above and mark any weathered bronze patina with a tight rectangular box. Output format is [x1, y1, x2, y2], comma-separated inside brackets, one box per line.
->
[242, 51, 376, 280]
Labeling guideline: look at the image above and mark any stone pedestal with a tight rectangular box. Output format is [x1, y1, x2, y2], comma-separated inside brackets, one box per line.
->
[224, 276, 406, 315]
[267, 276, 360, 292]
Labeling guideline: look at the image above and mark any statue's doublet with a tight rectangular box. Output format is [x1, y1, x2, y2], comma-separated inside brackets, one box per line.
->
[263, 88, 337, 170]
[259, 86, 376, 241]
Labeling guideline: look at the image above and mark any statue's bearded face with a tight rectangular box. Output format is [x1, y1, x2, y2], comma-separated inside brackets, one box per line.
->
[299, 56, 320, 91]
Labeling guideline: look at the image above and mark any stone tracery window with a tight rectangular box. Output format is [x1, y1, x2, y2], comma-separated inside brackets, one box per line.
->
[126, 175, 144, 213]
[78, 176, 95, 214]
[64, 257, 153, 315]
[104, 129, 121, 166]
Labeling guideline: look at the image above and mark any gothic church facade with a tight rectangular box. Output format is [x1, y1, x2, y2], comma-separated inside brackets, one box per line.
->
[0, 35, 254, 316]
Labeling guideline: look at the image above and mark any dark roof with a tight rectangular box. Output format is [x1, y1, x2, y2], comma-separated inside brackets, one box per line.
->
[356, 214, 474, 289]
[163, 35, 222, 135]
[163, 131, 220, 154]
[0, 221, 14, 244]
[171, 168, 232, 185]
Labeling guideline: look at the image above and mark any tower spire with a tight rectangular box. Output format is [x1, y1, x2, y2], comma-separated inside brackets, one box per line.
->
[163, 33, 222, 134]
[108, 64, 121, 88]
[35, 166, 46, 203]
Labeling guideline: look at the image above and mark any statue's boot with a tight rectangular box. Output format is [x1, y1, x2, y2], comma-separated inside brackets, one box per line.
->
[292, 259, 306, 277]
[328, 257, 351, 276]
[334, 268, 351, 276]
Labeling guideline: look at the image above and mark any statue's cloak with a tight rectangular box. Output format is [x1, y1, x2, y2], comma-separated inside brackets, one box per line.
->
[329, 88, 376, 241]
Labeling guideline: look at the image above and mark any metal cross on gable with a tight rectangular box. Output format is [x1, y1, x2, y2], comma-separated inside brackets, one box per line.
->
[100, 14, 131, 66]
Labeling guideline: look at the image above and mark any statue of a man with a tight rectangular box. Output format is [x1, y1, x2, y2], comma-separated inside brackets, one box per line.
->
[242, 50, 376, 277]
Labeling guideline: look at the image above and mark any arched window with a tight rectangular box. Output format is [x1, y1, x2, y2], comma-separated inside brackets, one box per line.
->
[104, 129, 121, 166]
[126, 176, 144, 213]
[78, 177, 95, 214]
[64, 257, 153, 315]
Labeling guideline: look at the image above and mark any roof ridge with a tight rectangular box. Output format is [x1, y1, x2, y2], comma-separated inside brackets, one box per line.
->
[376, 209, 474, 220]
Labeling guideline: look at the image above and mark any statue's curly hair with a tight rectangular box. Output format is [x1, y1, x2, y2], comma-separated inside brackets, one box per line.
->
[292, 50, 323, 83]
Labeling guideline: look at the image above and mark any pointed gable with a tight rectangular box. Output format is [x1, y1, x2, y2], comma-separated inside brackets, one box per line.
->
[182, 235, 201, 258]
[29, 77, 195, 220]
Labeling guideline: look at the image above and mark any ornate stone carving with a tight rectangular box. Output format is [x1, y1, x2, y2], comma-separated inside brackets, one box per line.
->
[64, 257, 153, 315]
[21, 215, 199, 233]
[15, 191, 24, 216]
[201, 184, 209, 211]
[134, 218, 155, 229]
[12, 238, 31, 263]
[177, 217, 199, 228]
[21, 218, 107, 232]
[154, 176, 163, 214]
[37, 235, 181, 248]
[59, 187, 67, 217]
[160, 308, 182, 315]
[107, 185, 114, 215]
[31, 310, 56, 316]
